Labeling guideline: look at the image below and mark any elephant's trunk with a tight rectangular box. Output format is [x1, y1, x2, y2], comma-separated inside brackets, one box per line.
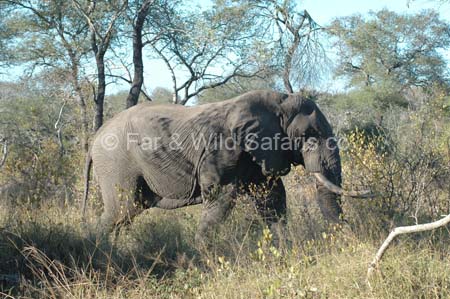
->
[316, 142, 343, 222]
[304, 138, 373, 222]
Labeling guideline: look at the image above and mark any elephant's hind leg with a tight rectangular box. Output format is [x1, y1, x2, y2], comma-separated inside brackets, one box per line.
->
[97, 174, 139, 232]
[113, 175, 162, 228]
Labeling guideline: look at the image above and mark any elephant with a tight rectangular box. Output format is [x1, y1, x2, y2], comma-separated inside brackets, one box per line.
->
[82, 90, 370, 241]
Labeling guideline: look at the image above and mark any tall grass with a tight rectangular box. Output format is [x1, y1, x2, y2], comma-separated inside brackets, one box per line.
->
[1, 187, 450, 298]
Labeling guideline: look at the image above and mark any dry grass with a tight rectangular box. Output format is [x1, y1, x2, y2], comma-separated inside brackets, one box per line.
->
[1, 177, 450, 299]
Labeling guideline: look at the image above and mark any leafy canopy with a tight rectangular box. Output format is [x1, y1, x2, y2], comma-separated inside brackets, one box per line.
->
[330, 9, 450, 91]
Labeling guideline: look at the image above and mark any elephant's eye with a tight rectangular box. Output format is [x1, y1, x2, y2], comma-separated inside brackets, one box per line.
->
[300, 101, 315, 115]
[304, 127, 319, 137]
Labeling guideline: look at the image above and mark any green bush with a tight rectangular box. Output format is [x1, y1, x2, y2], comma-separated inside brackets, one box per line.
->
[0, 92, 83, 205]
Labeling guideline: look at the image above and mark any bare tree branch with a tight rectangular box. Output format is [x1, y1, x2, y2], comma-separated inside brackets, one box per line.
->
[54, 101, 67, 155]
[140, 89, 152, 101]
[105, 74, 132, 84]
[367, 213, 450, 282]
[181, 68, 264, 104]
[152, 45, 178, 103]
[0, 138, 8, 169]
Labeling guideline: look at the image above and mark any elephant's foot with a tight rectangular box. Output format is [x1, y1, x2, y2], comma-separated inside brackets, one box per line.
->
[96, 207, 141, 238]
[194, 231, 209, 249]
[267, 220, 289, 249]
[115, 206, 143, 227]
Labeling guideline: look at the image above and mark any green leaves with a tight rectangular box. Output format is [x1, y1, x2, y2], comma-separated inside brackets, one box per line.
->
[329, 9, 450, 92]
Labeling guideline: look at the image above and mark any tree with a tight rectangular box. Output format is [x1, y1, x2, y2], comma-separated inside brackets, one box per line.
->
[197, 73, 277, 104]
[330, 9, 450, 91]
[151, 0, 267, 105]
[0, 0, 92, 152]
[0, 2, 16, 69]
[0, 74, 81, 203]
[72, 0, 128, 130]
[149, 86, 173, 103]
[249, 0, 327, 93]
[124, 0, 154, 108]
[101, 0, 180, 106]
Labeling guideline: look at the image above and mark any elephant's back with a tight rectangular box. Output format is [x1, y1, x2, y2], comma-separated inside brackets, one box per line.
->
[93, 102, 223, 199]
[125, 101, 229, 120]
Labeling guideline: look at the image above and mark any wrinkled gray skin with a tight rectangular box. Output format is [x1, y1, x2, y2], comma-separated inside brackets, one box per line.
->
[83, 90, 343, 241]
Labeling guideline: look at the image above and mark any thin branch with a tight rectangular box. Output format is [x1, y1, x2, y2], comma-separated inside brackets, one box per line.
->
[181, 68, 262, 105]
[3, 0, 53, 26]
[105, 74, 132, 84]
[54, 101, 67, 155]
[102, 1, 128, 52]
[152, 45, 178, 103]
[71, 0, 101, 40]
[0, 139, 8, 168]
[140, 89, 152, 101]
[54, 101, 66, 131]
[110, 47, 133, 82]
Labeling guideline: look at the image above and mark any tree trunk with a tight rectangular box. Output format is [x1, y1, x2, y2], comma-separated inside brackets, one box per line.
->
[67, 52, 90, 153]
[125, 28, 144, 108]
[283, 35, 299, 94]
[0, 139, 7, 168]
[79, 95, 89, 151]
[73, 78, 89, 152]
[125, 0, 153, 108]
[94, 53, 106, 131]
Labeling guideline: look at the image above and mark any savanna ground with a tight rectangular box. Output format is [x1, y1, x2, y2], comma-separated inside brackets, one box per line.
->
[1, 92, 450, 298]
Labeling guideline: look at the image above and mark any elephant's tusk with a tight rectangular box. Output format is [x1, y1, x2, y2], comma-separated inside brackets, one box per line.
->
[312, 173, 375, 198]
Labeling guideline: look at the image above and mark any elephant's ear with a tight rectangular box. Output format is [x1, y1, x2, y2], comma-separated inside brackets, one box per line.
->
[229, 102, 291, 176]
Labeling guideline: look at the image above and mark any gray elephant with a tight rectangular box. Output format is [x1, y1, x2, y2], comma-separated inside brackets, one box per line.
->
[83, 90, 369, 241]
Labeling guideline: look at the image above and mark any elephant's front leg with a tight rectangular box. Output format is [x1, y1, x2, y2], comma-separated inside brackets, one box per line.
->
[195, 183, 237, 244]
[251, 178, 287, 246]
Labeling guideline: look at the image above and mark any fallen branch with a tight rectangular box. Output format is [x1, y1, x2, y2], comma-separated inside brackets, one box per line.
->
[367, 213, 450, 280]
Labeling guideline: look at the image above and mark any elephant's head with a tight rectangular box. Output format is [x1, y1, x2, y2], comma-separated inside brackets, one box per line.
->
[229, 91, 371, 223]
[278, 94, 370, 222]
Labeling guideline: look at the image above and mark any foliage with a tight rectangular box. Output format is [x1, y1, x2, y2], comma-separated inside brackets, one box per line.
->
[197, 75, 278, 104]
[0, 78, 84, 204]
[329, 9, 450, 91]
[149, 86, 174, 103]
[150, 0, 269, 104]
[341, 100, 450, 233]
[0, 0, 90, 70]
[252, 0, 329, 91]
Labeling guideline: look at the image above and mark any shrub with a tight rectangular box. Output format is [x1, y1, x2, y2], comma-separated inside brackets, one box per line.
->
[341, 110, 450, 236]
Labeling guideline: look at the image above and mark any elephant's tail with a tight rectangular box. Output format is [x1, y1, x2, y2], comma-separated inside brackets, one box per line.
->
[82, 150, 92, 219]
